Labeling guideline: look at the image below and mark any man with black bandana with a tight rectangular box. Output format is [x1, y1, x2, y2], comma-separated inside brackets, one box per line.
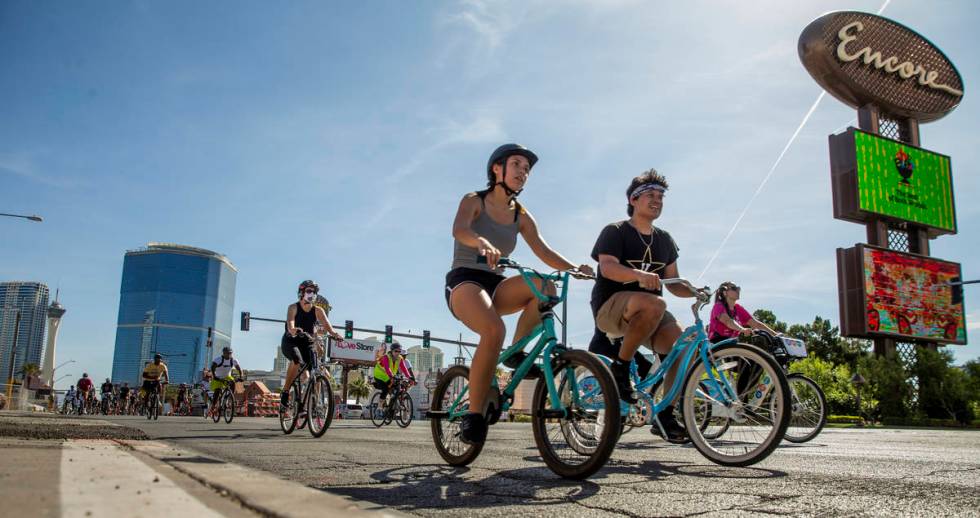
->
[590, 169, 700, 442]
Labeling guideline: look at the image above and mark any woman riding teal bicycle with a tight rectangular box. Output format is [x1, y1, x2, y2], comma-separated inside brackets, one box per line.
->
[445, 143, 594, 445]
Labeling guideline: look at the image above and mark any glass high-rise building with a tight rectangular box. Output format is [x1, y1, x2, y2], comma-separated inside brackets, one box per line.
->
[0, 282, 49, 382]
[111, 243, 237, 385]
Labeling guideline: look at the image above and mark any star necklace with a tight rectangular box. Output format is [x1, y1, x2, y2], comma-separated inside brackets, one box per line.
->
[626, 222, 665, 277]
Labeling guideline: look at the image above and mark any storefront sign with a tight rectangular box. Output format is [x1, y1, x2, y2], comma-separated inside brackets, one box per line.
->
[799, 11, 964, 122]
[328, 337, 383, 366]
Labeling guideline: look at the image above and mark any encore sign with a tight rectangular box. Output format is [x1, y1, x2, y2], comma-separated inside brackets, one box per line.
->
[799, 11, 964, 122]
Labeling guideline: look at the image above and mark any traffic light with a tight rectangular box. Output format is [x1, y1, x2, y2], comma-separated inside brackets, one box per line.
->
[344, 320, 353, 339]
[423, 330, 431, 349]
[385, 325, 393, 344]
[240, 312, 250, 331]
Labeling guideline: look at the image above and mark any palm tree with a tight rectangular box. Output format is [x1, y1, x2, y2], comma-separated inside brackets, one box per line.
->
[348, 376, 370, 404]
[18, 363, 40, 384]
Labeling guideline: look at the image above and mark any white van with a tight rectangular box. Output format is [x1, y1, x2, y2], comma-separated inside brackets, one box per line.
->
[344, 402, 364, 419]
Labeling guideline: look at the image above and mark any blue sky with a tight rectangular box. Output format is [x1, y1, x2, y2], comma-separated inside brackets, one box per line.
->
[2, 0, 977, 389]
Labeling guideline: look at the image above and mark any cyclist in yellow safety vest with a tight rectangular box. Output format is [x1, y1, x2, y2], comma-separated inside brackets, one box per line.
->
[372, 342, 415, 401]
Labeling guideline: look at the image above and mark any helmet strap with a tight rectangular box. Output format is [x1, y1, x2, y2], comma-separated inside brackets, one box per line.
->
[495, 160, 522, 199]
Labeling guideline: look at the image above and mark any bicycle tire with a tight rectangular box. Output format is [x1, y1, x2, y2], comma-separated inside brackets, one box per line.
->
[430, 365, 483, 466]
[211, 391, 222, 423]
[223, 391, 235, 424]
[531, 350, 620, 480]
[369, 392, 385, 428]
[293, 382, 308, 430]
[396, 393, 413, 428]
[279, 386, 298, 435]
[307, 376, 335, 438]
[682, 343, 790, 467]
[782, 374, 827, 443]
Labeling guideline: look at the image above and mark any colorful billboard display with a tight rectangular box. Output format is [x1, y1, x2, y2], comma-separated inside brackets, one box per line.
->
[839, 244, 966, 344]
[855, 130, 956, 232]
[830, 128, 957, 236]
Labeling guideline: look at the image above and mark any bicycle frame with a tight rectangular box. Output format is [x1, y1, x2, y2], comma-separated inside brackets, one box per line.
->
[444, 262, 584, 420]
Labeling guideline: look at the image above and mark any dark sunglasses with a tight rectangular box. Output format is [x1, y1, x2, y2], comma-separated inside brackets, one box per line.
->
[304, 289, 316, 294]
[726, 285, 741, 292]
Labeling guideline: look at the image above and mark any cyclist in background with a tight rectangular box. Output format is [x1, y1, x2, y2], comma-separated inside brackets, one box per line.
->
[446, 143, 594, 445]
[76, 374, 93, 413]
[118, 383, 131, 414]
[141, 354, 169, 410]
[707, 282, 779, 343]
[175, 383, 189, 415]
[209, 347, 244, 416]
[372, 341, 415, 401]
[280, 280, 342, 410]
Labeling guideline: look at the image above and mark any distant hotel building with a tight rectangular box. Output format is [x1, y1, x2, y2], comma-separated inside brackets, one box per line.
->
[0, 282, 49, 382]
[110, 243, 237, 385]
[405, 345, 444, 374]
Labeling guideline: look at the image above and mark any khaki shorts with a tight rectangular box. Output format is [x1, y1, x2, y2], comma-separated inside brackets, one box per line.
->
[595, 291, 676, 346]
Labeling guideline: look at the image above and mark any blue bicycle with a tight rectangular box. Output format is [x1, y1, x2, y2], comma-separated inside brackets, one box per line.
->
[592, 278, 791, 467]
[427, 257, 621, 479]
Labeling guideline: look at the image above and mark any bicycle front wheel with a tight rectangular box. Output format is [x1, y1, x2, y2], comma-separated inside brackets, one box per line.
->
[783, 373, 826, 443]
[531, 350, 620, 480]
[223, 391, 235, 424]
[307, 376, 335, 438]
[396, 393, 413, 428]
[682, 343, 790, 467]
[430, 365, 482, 466]
[369, 392, 385, 428]
[279, 387, 298, 434]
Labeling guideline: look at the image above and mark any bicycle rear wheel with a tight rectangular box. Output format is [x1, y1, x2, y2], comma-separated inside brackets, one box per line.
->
[430, 365, 482, 466]
[307, 376, 335, 438]
[211, 391, 222, 423]
[223, 391, 236, 424]
[682, 343, 790, 467]
[369, 392, 385, 428]
[531, 350, 620, 480]
[783, 374, 826, 443]
[396, 393, 413, 428]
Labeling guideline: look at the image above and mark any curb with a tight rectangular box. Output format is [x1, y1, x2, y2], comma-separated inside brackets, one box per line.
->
[119, 440, 408, 518]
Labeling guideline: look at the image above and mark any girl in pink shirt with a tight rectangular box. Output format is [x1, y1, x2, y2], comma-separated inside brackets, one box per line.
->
[708, 282, 778, 342]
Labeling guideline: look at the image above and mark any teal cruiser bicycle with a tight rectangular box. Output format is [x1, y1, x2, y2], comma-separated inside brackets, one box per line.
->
[591, 278, 792, 467]
[427, 257, 621, 480]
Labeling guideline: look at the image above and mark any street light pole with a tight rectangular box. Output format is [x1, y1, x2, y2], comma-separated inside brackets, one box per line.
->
[0, 212, 43, 222]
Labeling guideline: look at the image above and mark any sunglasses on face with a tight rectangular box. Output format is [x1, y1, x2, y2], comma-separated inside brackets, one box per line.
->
[304, 289, 316, 294]
[726, 286, 741, 292]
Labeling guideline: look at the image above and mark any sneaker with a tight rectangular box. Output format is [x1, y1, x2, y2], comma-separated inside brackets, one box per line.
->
[611, 360, 637, 404]
[458, 413, 488, 445]
[651, 406, 688, 443]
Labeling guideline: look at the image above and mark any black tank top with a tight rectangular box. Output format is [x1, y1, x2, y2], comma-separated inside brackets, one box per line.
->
[287, 303, 317, 334]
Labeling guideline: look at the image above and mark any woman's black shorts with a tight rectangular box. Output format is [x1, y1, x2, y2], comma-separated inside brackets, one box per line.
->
[280, 333, 314, 365]
[444, 267, 506, 317]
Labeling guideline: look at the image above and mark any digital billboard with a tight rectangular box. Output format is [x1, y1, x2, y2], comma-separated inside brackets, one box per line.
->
[837, 244, 966, 344]
[830, 128, 957, 236]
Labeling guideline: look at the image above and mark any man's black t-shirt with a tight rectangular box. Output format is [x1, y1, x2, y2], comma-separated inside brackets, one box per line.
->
[101, 382, 113, 394]
[590, 220, 679, 315]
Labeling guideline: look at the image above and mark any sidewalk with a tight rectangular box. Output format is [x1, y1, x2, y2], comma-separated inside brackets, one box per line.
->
[0, 412, 404, 517]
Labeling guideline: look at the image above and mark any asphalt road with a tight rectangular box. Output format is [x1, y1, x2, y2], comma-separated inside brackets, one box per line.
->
[101, 415, 979, 517]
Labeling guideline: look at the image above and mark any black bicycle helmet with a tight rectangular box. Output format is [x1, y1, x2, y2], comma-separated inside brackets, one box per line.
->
[486, 143, 538, 197]
[222, 346, 233, 355]
[297, 279, 319, 297]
